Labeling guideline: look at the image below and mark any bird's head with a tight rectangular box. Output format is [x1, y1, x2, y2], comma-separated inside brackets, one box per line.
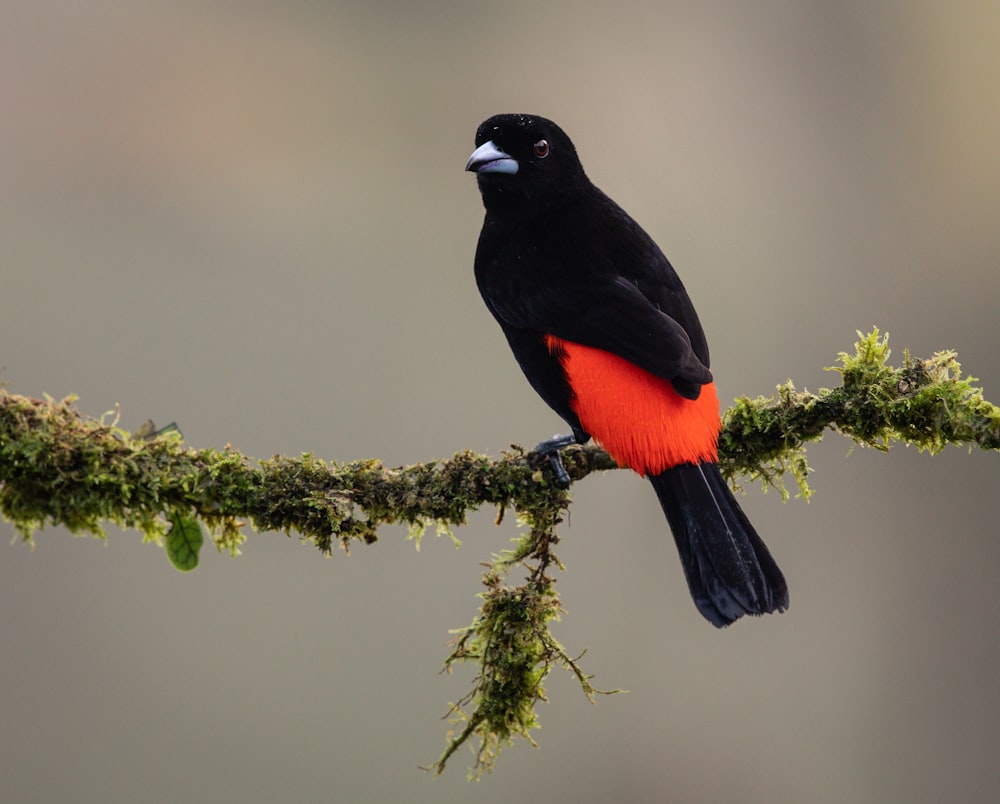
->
[465, 114, 587, 211]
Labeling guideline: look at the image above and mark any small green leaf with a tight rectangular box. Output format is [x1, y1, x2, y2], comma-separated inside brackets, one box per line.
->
[166, 511, 203, 572]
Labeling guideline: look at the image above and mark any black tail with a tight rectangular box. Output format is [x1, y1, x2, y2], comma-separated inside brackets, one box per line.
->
[649, 462, 788, 627]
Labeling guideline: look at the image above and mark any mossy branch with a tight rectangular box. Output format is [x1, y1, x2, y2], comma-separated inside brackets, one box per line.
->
[2, 329, 998, 776]
[719, 329, 1000, 498]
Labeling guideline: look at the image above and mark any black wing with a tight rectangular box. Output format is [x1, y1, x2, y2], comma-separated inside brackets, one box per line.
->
[476, 189, 712, 396]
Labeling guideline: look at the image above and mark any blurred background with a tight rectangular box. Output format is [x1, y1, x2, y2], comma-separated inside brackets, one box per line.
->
[2, 1, 999, 801]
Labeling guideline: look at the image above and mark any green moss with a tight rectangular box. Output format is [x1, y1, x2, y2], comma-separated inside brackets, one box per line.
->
[1, 329, 998, 778]
[427, 511, 620, 780]
[719, 328, 999, 499]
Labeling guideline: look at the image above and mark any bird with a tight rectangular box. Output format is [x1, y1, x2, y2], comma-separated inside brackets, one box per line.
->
[465, 113, 788, 627]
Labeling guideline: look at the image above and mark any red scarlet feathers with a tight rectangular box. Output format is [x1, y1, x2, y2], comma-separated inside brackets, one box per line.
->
[546, 335, 720, 475]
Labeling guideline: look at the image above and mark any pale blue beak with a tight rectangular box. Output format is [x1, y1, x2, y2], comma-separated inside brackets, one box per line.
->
[465, 140, 519, 174]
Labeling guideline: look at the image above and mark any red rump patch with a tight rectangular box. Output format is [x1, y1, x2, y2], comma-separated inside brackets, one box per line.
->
[546, 334, 720, 476]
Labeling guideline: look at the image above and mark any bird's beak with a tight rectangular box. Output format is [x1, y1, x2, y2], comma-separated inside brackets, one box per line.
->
[465, 140, 519, 175]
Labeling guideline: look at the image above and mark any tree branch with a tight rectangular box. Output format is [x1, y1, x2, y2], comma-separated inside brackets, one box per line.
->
[2, 329, 997, 776]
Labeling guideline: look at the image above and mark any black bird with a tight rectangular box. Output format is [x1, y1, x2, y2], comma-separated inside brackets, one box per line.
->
[465, 113, 788, 626]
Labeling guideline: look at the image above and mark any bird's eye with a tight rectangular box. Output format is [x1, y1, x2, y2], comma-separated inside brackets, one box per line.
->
[533, 139, 550, 158]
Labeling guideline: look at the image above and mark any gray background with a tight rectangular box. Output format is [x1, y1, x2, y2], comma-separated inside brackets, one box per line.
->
[3, 2, 999, 802]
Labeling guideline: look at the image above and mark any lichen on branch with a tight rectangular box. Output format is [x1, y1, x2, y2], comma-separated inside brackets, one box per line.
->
[1, 329, 997, 776]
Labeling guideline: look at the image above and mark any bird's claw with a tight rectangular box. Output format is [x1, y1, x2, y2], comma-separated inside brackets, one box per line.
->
[546, 453, 571, 487]
[533, 433, 577, 488]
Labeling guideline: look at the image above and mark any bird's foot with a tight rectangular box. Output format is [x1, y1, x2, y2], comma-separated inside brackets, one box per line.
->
[532, 433, 578, 488]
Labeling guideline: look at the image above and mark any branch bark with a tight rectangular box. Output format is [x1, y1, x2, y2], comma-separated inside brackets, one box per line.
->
[2, 329, 997, 776]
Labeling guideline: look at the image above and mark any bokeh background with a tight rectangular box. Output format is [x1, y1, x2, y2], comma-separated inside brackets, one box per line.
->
[3, 2, 999, 802]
